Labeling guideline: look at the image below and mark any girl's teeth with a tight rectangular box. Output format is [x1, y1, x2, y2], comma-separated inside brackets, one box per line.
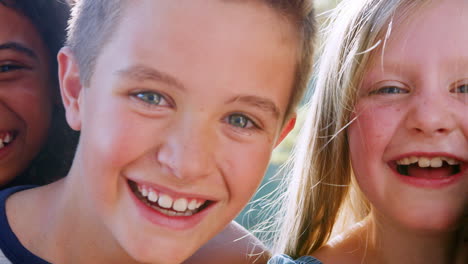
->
[173, 198, 188, 212]
[445, 158, 457, 165]
[0, 132, 13, 148]
[4, 134, 11, 143]
[158, 194, 173, 209]
[418, 157, 431, 168]
[397, 156, 461, 168]
[430, 157, 442, 168]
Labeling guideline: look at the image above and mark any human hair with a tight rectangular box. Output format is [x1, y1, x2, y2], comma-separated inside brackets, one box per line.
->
[271, 0, 426, 258]
[0, 0, 78, 186]
[66, 0, 316, 119]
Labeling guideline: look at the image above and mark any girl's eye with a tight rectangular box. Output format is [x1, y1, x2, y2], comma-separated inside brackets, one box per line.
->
[135, 91, 168, 106]
[0, 64, 24, 73]
[228, 113, 256, 129]
[370, 86, 408, 95]
[452, 84, 468, 93]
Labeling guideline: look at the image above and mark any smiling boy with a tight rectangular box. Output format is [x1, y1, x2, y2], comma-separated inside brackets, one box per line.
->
[0, 0, 315, 263]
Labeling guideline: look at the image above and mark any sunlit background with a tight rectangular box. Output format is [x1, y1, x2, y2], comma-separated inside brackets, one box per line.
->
[235, 0, 342, 239]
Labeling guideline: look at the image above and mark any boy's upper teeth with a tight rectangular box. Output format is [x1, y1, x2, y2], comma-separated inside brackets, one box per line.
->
[396, 156, 459, 167]
[137, 184, 205, 212]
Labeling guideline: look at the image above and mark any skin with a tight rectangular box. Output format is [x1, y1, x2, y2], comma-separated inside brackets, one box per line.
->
[6, 0, 298, 263]
[316, 0, 468, 263]
[0, 6, 53, 185]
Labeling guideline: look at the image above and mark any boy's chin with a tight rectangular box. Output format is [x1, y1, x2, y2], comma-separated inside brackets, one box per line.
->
[125, 242, 196, 264]
[118, 230, 207, 264]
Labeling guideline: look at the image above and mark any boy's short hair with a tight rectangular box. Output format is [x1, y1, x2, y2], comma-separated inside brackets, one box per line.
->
[66, 0, 316, 119]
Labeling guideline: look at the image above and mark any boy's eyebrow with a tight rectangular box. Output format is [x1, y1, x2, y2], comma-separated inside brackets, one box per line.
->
[227, 95, 281, 120]
[0, 42, 38, 60]
[117, 65, 281, 119]
[116, 65, 185, 90]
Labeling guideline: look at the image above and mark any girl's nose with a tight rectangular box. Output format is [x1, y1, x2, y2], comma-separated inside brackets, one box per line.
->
[405, 93, 457, 137]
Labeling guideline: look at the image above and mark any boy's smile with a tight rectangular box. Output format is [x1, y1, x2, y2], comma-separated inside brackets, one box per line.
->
[349, 0, 468, 234]
[59, 0, 298, 263]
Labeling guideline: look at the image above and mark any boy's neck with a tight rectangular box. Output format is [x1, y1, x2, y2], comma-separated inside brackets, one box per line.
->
[6, 174, 141, 264]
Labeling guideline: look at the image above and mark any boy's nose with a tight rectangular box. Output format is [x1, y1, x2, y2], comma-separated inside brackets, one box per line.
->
[156, 121, 215, 181]
[405, 93, 457, 136]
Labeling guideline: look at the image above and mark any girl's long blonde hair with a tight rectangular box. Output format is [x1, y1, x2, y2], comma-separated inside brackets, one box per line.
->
[271, 0, 425, 257]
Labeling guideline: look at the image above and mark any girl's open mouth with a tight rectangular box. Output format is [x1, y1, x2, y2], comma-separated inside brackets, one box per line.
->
[394, 156, 463, 179]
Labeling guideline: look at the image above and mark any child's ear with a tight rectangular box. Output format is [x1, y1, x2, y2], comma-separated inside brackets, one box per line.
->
[275, 114, 296, 147]
[58, 47, 83, 131]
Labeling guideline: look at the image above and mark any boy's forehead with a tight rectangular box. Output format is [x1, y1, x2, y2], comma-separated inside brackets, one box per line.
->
[91, 0, 298, 118]
[116, 0, 297, 41]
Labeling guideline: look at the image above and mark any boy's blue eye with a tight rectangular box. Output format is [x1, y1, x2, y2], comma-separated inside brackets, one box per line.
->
[135, 92, 164, 105]
[371, 86, 408, 95]
[453, 84, 468, 93]
[228, 114, 254, 129]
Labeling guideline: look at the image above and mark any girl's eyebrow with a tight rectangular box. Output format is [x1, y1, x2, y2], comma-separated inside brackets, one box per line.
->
[0, 41, 38, 60]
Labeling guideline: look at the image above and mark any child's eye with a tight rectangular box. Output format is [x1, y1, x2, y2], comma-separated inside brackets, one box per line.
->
[134, 91, 169, 106]
[451, 84, 468, 93]
[0, 63, 25, 73]
[370, 86, 409, 95]
[227, 113, 257, 129]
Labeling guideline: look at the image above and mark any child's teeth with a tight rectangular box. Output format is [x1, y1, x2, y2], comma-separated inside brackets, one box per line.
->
[173, 198, 188, 212]
[134, 183, 207, 214]
[397, 156, 461, 168]
[430, 157, 442, 168]
[4, 133, 11, 143]
[148, 190, 158, 202]
[409, 156, 418, 163]
[166, 210, 177, 216]
[397, 158, 409, 165]
[418, 157, 430, 168]
[141, 187, 148, 197]
[187, 200, 198, 210]
[158, 194, 173, 209]
[444, 157, 458, 165]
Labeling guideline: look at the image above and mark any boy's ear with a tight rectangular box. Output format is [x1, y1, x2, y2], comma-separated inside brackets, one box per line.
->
[275, 115, 296, 147]
[58, 47, 83, 131]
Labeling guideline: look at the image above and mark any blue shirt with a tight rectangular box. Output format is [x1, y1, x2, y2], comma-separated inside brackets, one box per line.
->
[0, 186, 50, 264]
[268, 254, 323, 264]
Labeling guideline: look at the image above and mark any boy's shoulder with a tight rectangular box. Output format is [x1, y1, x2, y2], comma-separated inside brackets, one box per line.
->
[0, 186, 49, 264]
[268, 254, 322, 264]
